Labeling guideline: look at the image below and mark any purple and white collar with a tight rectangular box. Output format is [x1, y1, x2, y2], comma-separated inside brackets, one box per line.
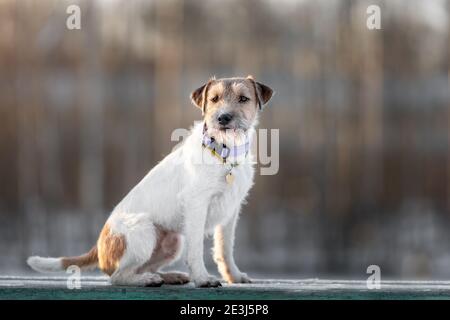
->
[201, 123, 250, 165]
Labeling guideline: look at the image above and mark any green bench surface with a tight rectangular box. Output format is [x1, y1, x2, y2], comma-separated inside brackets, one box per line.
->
[1, 276, 450, 300]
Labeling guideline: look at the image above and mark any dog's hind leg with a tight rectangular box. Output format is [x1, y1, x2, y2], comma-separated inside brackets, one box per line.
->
[103, 217, 163, 287]
[137, 229, 189, 285]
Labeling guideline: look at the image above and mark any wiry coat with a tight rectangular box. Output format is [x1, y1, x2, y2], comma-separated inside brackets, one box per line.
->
[27, 76, 273, 287]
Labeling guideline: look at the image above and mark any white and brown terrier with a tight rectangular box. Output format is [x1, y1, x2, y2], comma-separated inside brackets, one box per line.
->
[27, 76, 273, 287]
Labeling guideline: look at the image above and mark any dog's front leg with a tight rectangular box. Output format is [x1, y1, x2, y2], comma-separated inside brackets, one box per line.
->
[213, 212, 251, 284]
[184, 205, 221, 288]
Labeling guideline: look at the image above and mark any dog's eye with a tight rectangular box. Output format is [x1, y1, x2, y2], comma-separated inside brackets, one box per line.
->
[211, 96, 219, 103]
[238, 96, 249, 103]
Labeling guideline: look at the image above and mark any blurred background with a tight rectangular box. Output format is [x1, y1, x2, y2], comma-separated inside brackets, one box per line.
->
[0, 0, 449, 279]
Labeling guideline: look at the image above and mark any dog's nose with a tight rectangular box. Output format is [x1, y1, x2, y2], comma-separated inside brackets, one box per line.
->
[218, 113, 233, 125]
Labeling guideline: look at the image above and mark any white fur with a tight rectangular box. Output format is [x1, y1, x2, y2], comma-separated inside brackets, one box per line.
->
[26, 122, 255, 287]
[108, 122, 255, 286]
[27, 256, 63, 273]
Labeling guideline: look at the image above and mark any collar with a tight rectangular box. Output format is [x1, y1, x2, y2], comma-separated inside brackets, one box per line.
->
[201, 123, 250, 166]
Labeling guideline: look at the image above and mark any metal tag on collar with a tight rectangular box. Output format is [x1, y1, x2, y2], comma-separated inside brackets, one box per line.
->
[225, 171, 235, 184]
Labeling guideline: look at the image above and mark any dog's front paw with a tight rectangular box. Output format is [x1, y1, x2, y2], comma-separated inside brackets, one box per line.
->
[235, 272, 252, 284]
[228, 272, 252, 284]
[195, 277, 222, 288]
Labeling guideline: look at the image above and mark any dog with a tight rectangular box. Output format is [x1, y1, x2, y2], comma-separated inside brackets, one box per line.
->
[27, 76, 273, 287]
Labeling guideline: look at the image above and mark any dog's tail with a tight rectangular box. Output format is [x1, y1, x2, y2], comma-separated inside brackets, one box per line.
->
[27, 246, 98, 273]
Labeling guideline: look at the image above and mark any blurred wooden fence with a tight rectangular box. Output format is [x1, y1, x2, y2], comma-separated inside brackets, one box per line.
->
[0, 0, 449, 276]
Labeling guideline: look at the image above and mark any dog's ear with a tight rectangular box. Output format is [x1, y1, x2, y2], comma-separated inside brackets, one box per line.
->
[190, 84, 206, 109]
[247, 75, 274, 110]
[190, 79, 213, 114]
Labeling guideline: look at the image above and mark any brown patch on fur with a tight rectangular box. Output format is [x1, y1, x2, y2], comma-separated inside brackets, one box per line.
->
[61, 246, 98, 270]
[213, 226, 235, 284]
[137, 226, 181, 274]
[97, 223, 126, 276]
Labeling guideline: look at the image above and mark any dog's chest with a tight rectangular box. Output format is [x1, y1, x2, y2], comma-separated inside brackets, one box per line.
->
[204, 164, 254, 231]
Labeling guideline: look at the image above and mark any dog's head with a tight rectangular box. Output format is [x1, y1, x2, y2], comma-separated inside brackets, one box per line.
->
[190, 76, 273, 136]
